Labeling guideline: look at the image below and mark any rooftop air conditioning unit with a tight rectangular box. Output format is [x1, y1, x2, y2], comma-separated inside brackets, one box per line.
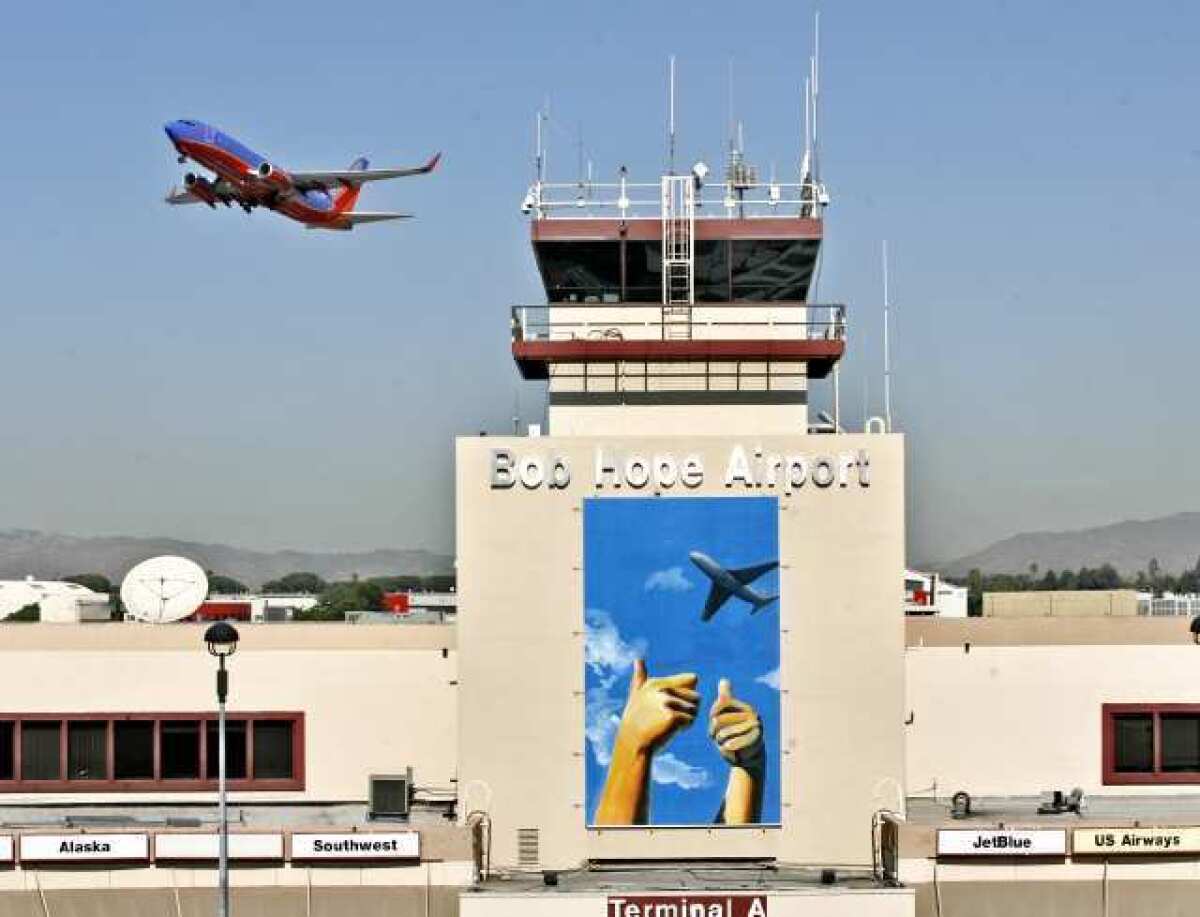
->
[369, 769, 412, 820]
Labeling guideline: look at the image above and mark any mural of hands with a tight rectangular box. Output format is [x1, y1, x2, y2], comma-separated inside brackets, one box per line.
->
[619, 659, 700, 753]
[709, 677, 765, 824]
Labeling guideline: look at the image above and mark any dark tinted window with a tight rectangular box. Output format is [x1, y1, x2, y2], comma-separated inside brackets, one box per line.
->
[1162, 714, 1200, 772]
[206, 720, 248, 779]
[536, 242, 621, 302]
[1113, 714, 1154, 773]
[21, 722, 61, 780]
[730, 239, 817, 301]
[0, 722, 12, 780]
[694, 240, 730, 302]
[67, 721, 107, 780]
[114, 722, 154, 779]
[624, 241, 663, 302]
[162, 721, 201, 780]
[253, 721, 294, 779]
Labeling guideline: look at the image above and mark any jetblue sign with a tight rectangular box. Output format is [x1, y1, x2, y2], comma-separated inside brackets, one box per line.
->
[937, 829, 1066, 857]
[490, 446, 870, 493]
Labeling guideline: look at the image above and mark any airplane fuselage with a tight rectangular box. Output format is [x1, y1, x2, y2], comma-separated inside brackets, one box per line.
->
[164, 120, 347, 227]
[689, 551, 770, 611]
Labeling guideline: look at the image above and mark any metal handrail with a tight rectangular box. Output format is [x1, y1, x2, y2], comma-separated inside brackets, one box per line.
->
[511, 303, 846, 344]
[524, 177, 828, 220]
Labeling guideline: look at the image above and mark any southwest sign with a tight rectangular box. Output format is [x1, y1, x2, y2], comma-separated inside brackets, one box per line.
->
[290, 832, 420, 861]
[19, 833, 149, 863]
[1074, 827, 1200, 855]
[937, 829, 1067, 857]
[608, 896, 766, 917]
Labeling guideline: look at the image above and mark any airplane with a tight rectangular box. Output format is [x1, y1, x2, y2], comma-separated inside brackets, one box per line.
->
[688, 551, 779, 622]
[162, 119, 440, 230]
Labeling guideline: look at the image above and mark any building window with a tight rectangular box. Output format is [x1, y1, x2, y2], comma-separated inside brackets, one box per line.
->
[0, 713, 302, 793]
[1104, 704, 1200, 784]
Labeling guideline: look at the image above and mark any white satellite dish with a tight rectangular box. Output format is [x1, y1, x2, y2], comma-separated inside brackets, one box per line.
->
[120, 556, 209, 624]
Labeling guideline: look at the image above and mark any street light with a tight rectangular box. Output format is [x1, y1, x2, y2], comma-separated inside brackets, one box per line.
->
[205, 622, 239, 917]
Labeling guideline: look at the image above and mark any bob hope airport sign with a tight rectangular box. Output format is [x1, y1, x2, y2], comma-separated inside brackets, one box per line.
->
[608, 896, 766, 917]
[490, 446, 870, 493]
[937, 829, 1067, 857]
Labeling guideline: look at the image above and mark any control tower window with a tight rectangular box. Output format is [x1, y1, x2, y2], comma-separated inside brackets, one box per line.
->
[624, 241, 663, 303]
[731, 239, 816, 301]
[536, 242, 621, 302]
[694, 240, 731, 302]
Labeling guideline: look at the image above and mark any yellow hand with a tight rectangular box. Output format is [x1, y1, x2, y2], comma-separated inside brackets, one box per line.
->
[709, 678, 764, 824]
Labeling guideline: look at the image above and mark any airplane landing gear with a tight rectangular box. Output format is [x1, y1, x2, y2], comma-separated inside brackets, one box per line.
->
[240, 202, 253, 214]
[177, 155, 186, 164]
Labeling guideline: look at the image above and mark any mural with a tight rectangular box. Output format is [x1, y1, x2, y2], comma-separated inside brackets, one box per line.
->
[584, 496, 781, 827]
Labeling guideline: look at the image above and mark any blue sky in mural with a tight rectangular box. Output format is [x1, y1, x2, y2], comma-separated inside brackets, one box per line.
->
[584, 496, 780, 826]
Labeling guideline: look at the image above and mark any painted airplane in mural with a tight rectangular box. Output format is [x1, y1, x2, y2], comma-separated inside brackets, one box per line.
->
[163, 120, 440, 230]
[688, 551, 779, 621]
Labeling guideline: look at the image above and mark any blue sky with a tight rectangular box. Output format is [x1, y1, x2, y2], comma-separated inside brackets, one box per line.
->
[584, 497, 780, 826]
[1, 1, 1197, 563]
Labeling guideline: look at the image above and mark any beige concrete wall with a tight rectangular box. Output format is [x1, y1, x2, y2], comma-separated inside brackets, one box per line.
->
[548, 403, 808, 437]
[456, 434, 905, 870]
[906, 615, 1194, 647]
[0, 624, 457, 803]
[905, 643, 1200, 798]
[982, 590, 1139, 618]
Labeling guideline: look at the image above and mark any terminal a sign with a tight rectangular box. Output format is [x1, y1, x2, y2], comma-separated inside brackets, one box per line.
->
[937, 829, 1067, 857]
[19, 833, 150, 863]
[490, 446, 870, 493]
[1074, 827, 1200, 855]
[290, 832, 420, 861]
[608, 896, 766, 917]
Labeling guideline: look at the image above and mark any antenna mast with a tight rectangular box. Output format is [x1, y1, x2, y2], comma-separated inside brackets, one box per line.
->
[668, 55, 677, 174]
[883, 240, 893, 433]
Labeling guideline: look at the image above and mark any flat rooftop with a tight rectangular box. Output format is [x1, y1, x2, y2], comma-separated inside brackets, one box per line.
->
[470, 865, 890, 896]
[906, 615, 1194, 647]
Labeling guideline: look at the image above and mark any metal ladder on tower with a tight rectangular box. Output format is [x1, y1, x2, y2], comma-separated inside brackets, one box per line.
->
[660, 175, 695, 340]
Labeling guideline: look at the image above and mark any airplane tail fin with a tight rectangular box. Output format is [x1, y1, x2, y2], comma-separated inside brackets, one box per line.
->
[332, 156, 370, 213]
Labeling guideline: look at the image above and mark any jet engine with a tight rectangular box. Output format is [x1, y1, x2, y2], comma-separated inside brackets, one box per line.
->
[184, 172, 218, 208]
[256, 161, 292, 191]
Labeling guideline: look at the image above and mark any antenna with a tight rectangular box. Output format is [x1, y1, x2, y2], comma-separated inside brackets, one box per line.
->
[534, 109, 543, 183]
[883, 240, 894, 433]
[727, 59, 736, 155]
[668, 55, 677, 174]
[811, 10, 821, 182]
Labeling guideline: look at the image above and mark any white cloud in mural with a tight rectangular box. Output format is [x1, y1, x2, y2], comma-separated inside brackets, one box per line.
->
[756, 667, 781, 691]
[652, 753, 712, 790]
[644, 566, 694, 593]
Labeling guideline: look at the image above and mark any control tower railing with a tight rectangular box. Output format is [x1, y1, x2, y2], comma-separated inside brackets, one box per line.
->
[523, 177, 828, 221]
[512, 303, 846, 345]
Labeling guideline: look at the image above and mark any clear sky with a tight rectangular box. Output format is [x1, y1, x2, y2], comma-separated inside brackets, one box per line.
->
[1, 1, 1196, 563]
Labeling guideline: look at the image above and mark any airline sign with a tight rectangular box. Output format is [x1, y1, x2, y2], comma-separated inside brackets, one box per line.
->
[290, 832, 420, 861]
[0, 836, 12, 863]
[19, 834, 150, 863]
[607, 896, 767, 917]
[937, 829, 1067, 857]
[1074, 827, 1200, 855]
[154, 833, 284, 861]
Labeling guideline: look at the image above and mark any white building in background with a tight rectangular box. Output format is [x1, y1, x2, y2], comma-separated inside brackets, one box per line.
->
[905, 570, 968, 617]
[1138, 591, 1200, 616]
[0, 578, 109, 622]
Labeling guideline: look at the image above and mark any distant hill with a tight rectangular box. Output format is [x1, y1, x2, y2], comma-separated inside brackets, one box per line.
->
[0, 529, 452, 588]
[940, 512, 1200, 578]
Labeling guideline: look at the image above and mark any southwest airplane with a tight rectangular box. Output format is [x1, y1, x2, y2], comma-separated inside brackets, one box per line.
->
[688, 551, 779, 621]
[163, 119, 439, 230]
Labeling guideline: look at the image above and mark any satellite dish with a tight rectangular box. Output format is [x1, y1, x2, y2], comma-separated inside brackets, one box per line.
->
[120, 556, 208, 623]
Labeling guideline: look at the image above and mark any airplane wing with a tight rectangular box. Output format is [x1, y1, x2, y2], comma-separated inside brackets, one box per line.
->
[728, 560, 779, 586]
[306, 212, 414, 231]
[701, 583, 733, 621]
[290, 153, 441, 191]
[164, 178, 241, 206]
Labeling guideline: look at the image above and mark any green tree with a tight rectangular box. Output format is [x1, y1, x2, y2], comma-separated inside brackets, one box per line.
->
[63, 573, 112, 594]
[6, 603, 40, 622]
[297, 581, 385, 621]
[966, 568, 983, 616]
[261, 572, 327, 594]
[207, 573, 248, 595]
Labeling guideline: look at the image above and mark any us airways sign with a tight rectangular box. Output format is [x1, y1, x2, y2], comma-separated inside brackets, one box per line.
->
[608, 896, 766, 917]
[490, 446, 870, 493]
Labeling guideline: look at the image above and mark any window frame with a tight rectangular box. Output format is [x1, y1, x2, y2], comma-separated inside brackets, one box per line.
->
[1103, 703, 1200, 785]
[0, 712, 304, 793]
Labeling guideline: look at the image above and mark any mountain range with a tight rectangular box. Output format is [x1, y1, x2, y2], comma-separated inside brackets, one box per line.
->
[940, 512, 1200, 578]
[0, 529, 453, 588]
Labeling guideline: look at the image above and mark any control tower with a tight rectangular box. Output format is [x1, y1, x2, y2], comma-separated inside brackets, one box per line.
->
[512, 128, 843, 436]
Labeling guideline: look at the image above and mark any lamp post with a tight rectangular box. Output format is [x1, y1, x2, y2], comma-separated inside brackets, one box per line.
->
[205, 622, 239, 917]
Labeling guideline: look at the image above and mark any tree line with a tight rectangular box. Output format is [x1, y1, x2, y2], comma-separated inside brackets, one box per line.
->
[954, 556, 1200, 616]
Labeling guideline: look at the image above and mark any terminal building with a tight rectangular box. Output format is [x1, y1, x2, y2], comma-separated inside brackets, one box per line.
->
[5, 71, 1200, 917]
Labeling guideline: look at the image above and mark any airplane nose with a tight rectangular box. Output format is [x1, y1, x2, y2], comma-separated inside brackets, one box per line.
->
[163, 122, 178, 142]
